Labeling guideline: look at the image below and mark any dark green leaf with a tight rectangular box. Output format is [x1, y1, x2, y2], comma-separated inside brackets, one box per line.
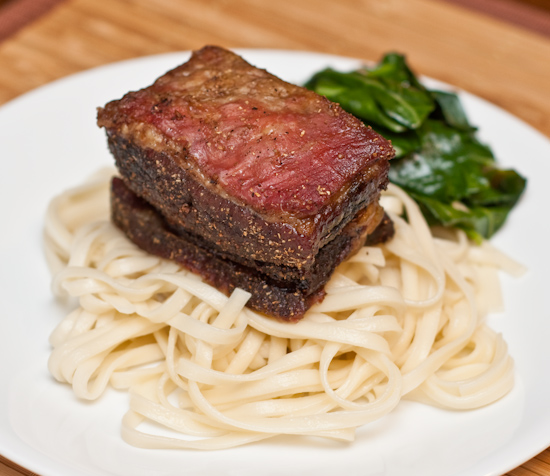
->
[304, 52, 527, 240]
[467, 168, 527, 208]
[431, 90, 473, 131]
[306, 71, 408, 131]
[389, 120, 495, 202]
[305, 55, 435, 132]
[411, 192, 513, 242]
[367, 53, 425, 91]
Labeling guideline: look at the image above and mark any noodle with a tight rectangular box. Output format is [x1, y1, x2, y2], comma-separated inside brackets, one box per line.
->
[44, 168, 524, 450]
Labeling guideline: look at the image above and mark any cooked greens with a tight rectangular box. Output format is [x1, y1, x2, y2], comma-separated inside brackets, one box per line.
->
[305, 53, 526, 241]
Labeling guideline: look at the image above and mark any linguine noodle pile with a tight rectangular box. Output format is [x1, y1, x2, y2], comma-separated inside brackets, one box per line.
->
[43, 168, 524, 450]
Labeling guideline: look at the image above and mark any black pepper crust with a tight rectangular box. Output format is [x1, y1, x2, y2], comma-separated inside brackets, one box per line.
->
[105, 133, 390, 272]
[111, 177, 392, 321]
[165, 198, 383, 290]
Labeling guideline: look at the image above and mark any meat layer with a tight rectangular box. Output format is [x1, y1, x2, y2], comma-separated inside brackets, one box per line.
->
[98, 46, 394, 270]
[106, 133, 389, 274]
[111, 177, 385, 321]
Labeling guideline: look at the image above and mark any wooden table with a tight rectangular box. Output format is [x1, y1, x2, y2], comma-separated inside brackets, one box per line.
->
[0, 0, 549, 475]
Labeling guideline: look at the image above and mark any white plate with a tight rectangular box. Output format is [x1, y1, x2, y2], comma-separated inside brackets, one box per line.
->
[0, 50, 548, 476]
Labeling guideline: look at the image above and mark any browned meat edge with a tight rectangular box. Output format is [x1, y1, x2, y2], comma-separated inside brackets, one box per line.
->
[106, 133, 390, 272]
[111, 177, 393, 321]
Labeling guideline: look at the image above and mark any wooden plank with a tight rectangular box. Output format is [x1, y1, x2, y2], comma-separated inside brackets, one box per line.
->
[0, 0, 549, 136]
[508, 467, 541, 476]
[0, 0, 66, 41]
[539, 449, 550, 466]
[505, 449, 550, 475]
[0, 455, 39, 476]
[523, 455, 550, 475]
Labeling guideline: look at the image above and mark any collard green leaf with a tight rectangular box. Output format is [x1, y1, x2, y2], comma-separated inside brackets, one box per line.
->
[367, 53, 425, 90]
[431, 90, 473, 131]
[388, 119, 526, 238]
[307, 72, 408, 131]
[389, 120, 494, 202]
[304, 53, 527, 240]
[468, 168, 527, 208]
[411, 192, 514, 243]
[305, 53, 435, 132]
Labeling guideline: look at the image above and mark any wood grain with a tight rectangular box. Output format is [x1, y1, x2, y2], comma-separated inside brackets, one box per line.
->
[0, 0, 549, 475]
[444, 0, 550, 38]
[0, 0, 66, 41]
[0, 0, 549, 136]
[0, 456, 39, 476]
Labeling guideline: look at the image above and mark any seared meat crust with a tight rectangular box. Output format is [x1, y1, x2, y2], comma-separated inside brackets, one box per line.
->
[98, 46, 394, 270]
[111, 178, 386, 321]
[106, 133, 389, 271]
